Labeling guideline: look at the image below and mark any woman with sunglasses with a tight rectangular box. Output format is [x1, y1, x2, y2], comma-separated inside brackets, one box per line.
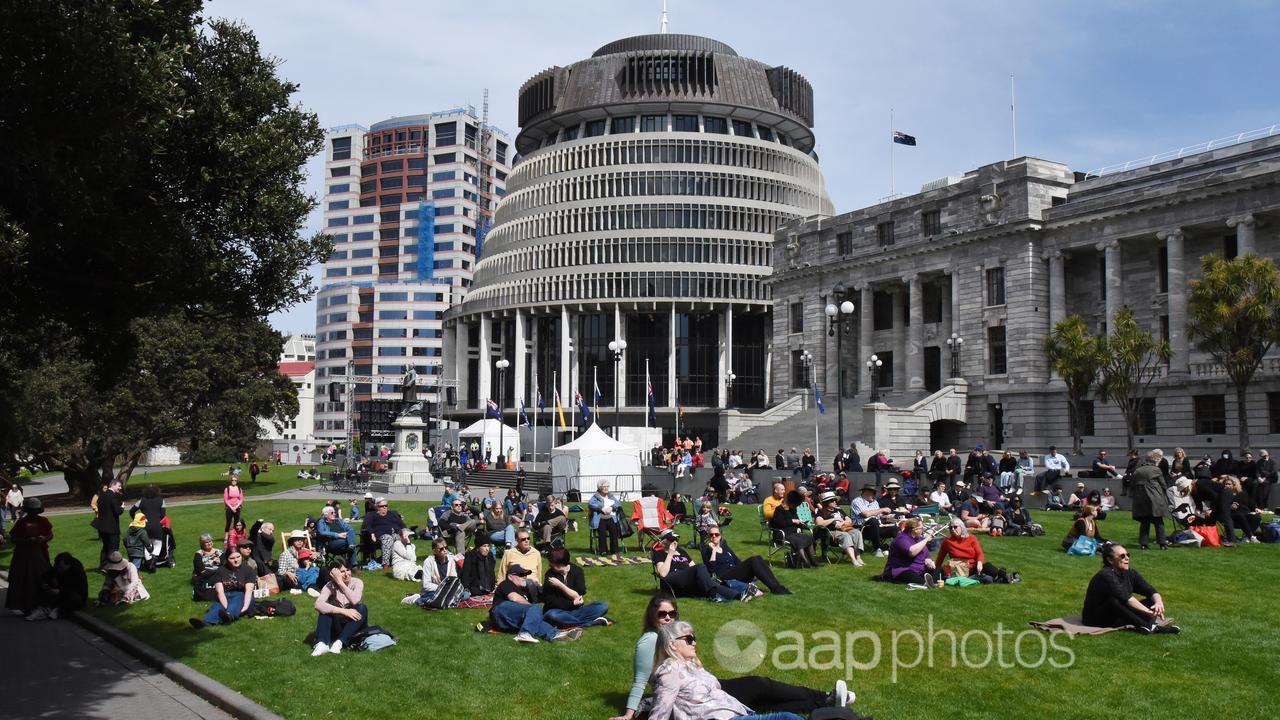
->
[1083, 543, 1179, 634]
[610, 596, 854, 720]
[700, 524, 791, 595]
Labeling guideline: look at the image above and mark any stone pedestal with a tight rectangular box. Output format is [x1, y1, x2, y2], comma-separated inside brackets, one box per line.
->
[388, 415, 435, 487]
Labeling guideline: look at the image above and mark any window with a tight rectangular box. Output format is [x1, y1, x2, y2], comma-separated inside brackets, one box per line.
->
[789, 302, 804, 333]
[1193, 395, 1227, 435]
[378, 328, 407, 338]
[435, 122, 457, 146]
[359, 180, 375, 193]
[361, 163, 378, 177]
[352, 231, 374, 241]
[1158, 247, 1169, 293]
[1076, 400, 1096, 437]
[704, 117, 728, 134]
[923, 283, 943, 324]
[380, 177, 402, 190]
[329, 233, 348, 243]
[378, 292, 408, 302]
[432, 171, 457, 182]
[412, 310, 439, 320]
[379, 210, 398, 223]
[672, 115, 698, 132]
[327, 217, 348, 227]
[408, 158, 427, 170]
[640, 115, 665, 132]
[353, 214, 374, 224]
[328, 200, 349, 210]
[875, 351, 894, 387]
[1270, 392, 1280, 434]
[434, 152, 457, 164]
[872, 291, 894, 331]
[985, 267, 1006, 306]
[325, 268, 347, 277]
[380, 160, 402, 172]
[496, 141, 508, 164]
[432, 188, 456, 199]
[329, 184, 350, 193]
[351, 266, 373, 276]
[1134, 397, 1157, 435]
[611, 116, 635, 134]
[331, 137, 352, 161]
[876, 221, 895, 247]
[922, 210, 941, 236]
[1223, 234, 1238, 260]
[987, 325, 1007, 374]
[378, 310, 408, 320]
[330, 166, 351, 177]
[755, 125, 774, 141]
[407, 175, 426, 187]
[837, 231, 853, 255]
[561, 126, 579, 141]
[732, 120, 753, 138]
[791, 350, 810, 389]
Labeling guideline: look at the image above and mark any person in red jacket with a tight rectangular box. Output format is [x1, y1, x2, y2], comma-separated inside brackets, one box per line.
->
[936, 518, 1020, 584]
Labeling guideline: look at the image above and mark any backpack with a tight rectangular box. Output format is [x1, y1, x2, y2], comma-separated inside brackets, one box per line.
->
[424, 576, 465, 610]
[1262, 522, 1280, 544]
[254, 598, 297, 617]
[349, 625, 397, 652]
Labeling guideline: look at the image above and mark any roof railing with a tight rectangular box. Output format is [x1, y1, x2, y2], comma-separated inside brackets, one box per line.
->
[1083, 123, 1280, 179]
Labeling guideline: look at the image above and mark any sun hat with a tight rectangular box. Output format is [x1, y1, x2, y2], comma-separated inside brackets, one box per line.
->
[102, 551, 129, 571]
[818, 491, 839, 504]
[22, 497, 43, 515]
[288, 530, 307, 541]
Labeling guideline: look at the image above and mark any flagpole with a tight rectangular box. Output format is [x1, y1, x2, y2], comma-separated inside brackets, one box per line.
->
[593, 365, 599, 420]
[812, 366, 820, 469]
[1010, 73, 1018, 158]
[553, 370, 559, 445]
[644, 359, 650, 429]
[890, 107, 895, 196]
[532, 372, 538, 466]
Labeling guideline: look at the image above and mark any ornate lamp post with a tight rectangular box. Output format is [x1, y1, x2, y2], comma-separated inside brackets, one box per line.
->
[607, 339, 627, 439]
[825, 299, 856, 451]
[946, 333, 964, 378]
[724, 371, 737, 409]
[866, 354, 884, 403]
[495, 358, 510, 465]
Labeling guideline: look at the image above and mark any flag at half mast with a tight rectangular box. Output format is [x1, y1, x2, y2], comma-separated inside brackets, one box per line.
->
[893, 130, 917, 146]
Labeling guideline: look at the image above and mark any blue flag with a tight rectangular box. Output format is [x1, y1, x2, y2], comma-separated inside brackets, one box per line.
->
[575, 390, 592, 425]
[519, 400, 530, 427]
[593, 380, 602, 408]
[486, 398, 501, 419]
[646, 374, 658, 427]
[815, 387, 826, 414]
[893, 130, 917, 146]
[537, 390, 545, 412]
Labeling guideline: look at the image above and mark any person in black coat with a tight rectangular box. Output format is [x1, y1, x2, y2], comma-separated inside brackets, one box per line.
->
[460, 534, 496, 597]
[1082, 543, 1178, 634]
[136, 484, 173, 566]
[1210, 451, 1236, 479]
[90, 480, 124, 568]
[769, 491, 818, 568]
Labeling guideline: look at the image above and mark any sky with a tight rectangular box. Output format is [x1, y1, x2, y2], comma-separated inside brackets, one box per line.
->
[216, 0, 1280, 335]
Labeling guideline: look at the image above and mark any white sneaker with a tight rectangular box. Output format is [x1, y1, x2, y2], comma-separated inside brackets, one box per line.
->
[834, 679, 856, 707]
[306, 588, 320, 598]
[401, 594, 421, 605]
[906, 583, 929, 591]
[24, 607, 50, 622]
[329, 640, 343, 654]
[514, 631, 539, 644]
[289, 589, 303, 595]
[874, 549, 885, 558]
[311, 642, 328, 657]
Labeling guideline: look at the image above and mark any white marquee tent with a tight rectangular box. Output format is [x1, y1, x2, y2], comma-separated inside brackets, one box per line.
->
[457, 418, 521, 464]
[551, 424, 643, 499]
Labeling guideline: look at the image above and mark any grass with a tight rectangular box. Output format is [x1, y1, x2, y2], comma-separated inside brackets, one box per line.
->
[4, 501, 1279, 720]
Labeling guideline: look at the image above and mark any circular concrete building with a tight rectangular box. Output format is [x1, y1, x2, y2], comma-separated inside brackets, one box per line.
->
[447, 33, 831, 445]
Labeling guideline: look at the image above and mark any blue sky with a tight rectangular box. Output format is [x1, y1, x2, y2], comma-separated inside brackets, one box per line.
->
[217, 0, 1280, 334]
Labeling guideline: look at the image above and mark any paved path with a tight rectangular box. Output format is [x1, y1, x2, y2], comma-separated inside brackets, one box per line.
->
[20, 465, 200, 499]
[0, 583, 232, 720]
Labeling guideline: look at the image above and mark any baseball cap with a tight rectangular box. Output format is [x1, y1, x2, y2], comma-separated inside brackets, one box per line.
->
[507, 564, 533, 577]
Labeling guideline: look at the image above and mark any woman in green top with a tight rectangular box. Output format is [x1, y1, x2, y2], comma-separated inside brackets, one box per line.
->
[609, 595, 854, 719]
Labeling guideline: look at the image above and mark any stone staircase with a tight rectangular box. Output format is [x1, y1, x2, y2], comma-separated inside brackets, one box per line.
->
[863, 379, 969, 460]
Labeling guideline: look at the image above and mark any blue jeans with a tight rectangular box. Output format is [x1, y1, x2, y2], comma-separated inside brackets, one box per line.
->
[543, 601, 609, 628]
[490, 526, 515, 548]
[315, 603, 368, 645]
[490, 601, 559, 640]
[203, 591, 254, 625]
[740, 714, 805, 720]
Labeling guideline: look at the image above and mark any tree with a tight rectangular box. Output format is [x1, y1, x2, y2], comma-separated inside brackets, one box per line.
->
[0, 2, 328, 494]
[1043, 315, 1103, 455]
[1187, 254, 1280, 452]
[1096, 308, 1172, 453]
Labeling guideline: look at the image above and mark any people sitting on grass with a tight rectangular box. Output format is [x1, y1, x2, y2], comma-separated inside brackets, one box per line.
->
[460, 533, 496, 600]
[26, 552, 88, 622]
[489, 563, 582, 644]
[311, 558, 370, 655]
[879, 480, 910, 515]
[701, 524, 791, 595]
[401, 538, 458, 606]
[936, 518, 1019, 584]
[651, 529, 745, 602]
[851, 483, 893, 557]
[225, 517, 248, 551]
[814, 491, 865, 567]
[1061, 504, 1107, 551]
[1045, 486, 1066, 511]
[536, 494, 569, 549]
[439, 497, 477, 557]
[1005, 497, 1041, 536]
[1099, 488, 1118, 513]
[364, 497, 407, 568]
[589, 481, 625, 559]
[189, 549, 253, 628]
[390, 527, 420, 581]
[975, 474, 1005, 513]
[609, 595, 855, 720]
[1067, 482, 1088, 512]
[99, 550, 150, 605]
[1224, 476, 1264, 543]
[1082, 543, 1179, 634]
[295, 550, 320, 596]
[929, 481, 954, 515]
[881, 517, 941, 588]
[957, 495, 990, 532]
[694, 500, 722, 538]
[542, 548, 611, 628]
[191, 533, 223, 601]
[316, 505, 356, 564]
[1130, 449, 1170, 550]
[277, 529, 308, 591]
[482, 501, 513, 549]
[235, 539, 263, 576]
[250, 520, 276, 577]
[769, 490, 819, 568]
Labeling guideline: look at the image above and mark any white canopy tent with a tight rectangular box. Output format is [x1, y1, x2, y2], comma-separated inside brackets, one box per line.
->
[457, 418, 521, 464]
[551, 424, 643, 499]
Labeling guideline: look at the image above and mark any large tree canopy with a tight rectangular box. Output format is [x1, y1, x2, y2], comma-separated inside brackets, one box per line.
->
[0, 1, 329, 493]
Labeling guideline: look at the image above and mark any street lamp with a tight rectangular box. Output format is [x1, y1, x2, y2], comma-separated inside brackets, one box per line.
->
[800, 350, 819, 462]
[607, 339, 627, 439]
[825, 299, 856, 451]
[724, 371, 737, 409]
[946, 333, 964, 378]
[866, 354, 884, 403]
[495, 358, 510, 467]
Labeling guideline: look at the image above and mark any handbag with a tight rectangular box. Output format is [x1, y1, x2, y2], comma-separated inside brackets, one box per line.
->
[947, 559, 971, 578]
[1067, 534, 1099, 556]
[1190, 524, 1222, 547]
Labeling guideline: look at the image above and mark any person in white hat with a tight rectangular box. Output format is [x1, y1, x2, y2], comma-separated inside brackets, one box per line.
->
[276, 529, 310, 592]
[814, 491, 865, 567]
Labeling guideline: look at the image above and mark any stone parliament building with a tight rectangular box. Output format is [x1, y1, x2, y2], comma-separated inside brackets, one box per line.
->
[772, 133, 1280, 457]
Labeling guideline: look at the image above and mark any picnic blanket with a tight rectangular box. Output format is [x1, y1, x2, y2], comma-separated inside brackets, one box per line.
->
[575, 555, 650, 567]
[1029, 615, 1176, 636]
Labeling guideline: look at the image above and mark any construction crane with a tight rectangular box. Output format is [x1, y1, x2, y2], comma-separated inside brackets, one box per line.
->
[472, 88, 494, 261]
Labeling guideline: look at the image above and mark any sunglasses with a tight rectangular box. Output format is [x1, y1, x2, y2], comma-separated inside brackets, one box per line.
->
[678, 634, 697, 645]
[517, 536, 530, 542]
[708, 532, 721, 537]
[656, 610, 678, 619]
[1115, 553, 1129, 559]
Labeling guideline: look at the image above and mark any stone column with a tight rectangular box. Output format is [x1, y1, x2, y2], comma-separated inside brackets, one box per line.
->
[1047, 250, 1066, 330]
[859, 285, 873, 395]
[721, 307, 734, 406]
[477, 314, 492, 405]
[668, 305, 678, 407]
[513, 309, 527, 408]
[559, 307, 572, 413]
[892, 287, 906, 391]
[906, 274, 924, 390]
[1100, 240, 1122, 329]
[615, 306, 626, 408]
[940, 274, 953, 342]
[1227, 214, 1256, 256]
[1158, 229, 1189, 376]
[452, 321, 469, 409]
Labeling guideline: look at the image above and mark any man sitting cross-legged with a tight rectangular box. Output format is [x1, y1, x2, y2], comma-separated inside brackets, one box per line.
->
[489, 564, 582, 644]
[541, 548, 611, 628]
[700, 524, 793, 593]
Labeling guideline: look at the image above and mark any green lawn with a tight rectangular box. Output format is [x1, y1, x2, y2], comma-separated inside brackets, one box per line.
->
[5, 501, 1278, 720]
